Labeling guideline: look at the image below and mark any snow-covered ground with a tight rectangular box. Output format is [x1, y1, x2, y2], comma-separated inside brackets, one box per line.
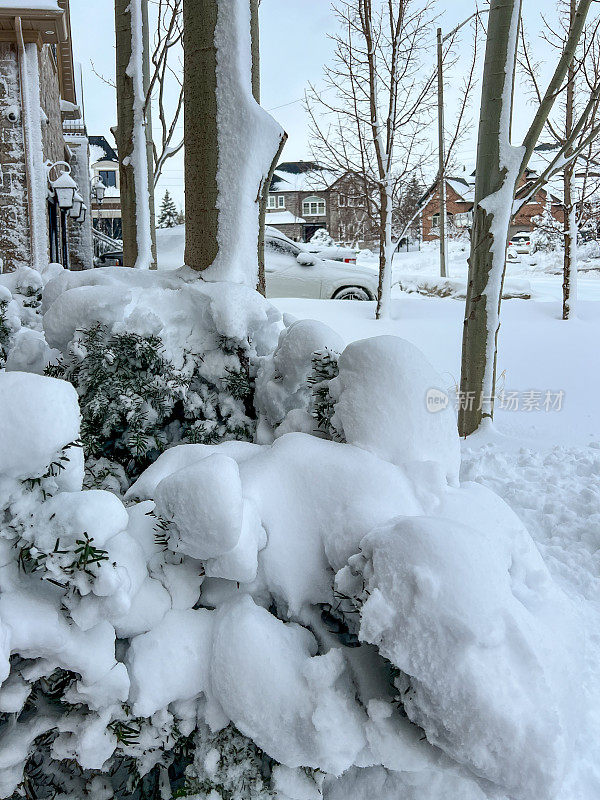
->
[272, 271, 600, 798]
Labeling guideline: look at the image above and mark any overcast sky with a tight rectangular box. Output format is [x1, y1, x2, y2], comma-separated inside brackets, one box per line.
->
[70, 0, 556, 213]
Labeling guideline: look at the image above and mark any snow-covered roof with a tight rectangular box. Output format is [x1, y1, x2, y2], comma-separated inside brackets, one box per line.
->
[265, 210, 306, 225]
[270, 162, 336, 193]
[0, 1, 61, 11]
[89, 135, 118, 164]
[447, 178, 475, 203]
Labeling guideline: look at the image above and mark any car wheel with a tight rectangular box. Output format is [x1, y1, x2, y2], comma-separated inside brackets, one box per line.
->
[333, 286, 371, 301]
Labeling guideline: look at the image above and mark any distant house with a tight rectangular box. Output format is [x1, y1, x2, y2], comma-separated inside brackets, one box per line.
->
[420, 169, 564, 242]
[89, 135, 122, 241]
[266, 161, 378, 247]
[0, 0, 93, 272]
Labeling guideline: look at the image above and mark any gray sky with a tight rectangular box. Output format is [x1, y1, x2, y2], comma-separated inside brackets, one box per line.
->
[71, 0, 556, 213]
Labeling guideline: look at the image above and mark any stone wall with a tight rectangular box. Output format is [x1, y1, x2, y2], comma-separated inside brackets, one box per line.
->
[39, 45, 64, 166]
[65, 134, 93, 270]
[0, 43, 29, 273]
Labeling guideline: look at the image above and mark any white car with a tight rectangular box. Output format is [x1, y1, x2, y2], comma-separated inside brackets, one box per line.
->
[265, 228, 377, 300]
[154, 225, 378, 300]
[508, 232, 532, 254]
[303, 243, 358, 264]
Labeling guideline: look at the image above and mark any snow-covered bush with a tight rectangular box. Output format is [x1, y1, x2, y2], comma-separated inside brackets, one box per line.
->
[0, 287, 19, 368]
[309, 228, 335, 248]
[0, 265, 63, 374]
[0, 290, 580, 800]
[41, 267, 281, 488]
[531, 209, 563, 252]
[47, 323, 254, 483]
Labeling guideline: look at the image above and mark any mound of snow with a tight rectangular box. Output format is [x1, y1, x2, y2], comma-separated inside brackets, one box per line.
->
[255, 319, 343, 437]
[154, 454, 244, 559]
[329, 336, 460, 484]
[337, 514, 574, 799]
[211, 595, 367, 775]
[0, 372, 81, 480]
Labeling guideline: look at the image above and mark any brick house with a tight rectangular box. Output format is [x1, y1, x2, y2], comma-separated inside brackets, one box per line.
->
[0, 0, 92, 273]
[266, 162, 378, 247]
[420, 170, 564, 242]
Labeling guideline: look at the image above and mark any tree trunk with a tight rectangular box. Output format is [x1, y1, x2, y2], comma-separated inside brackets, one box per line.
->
[563, 0, 577, 320]
[141, 0, 157, 268]
[115, 0, 155, 269]
[458, 0, 521, 437]
[376, 177, 393, 319]
[251, 0, 288, 296]
[183, 0, 219, 271]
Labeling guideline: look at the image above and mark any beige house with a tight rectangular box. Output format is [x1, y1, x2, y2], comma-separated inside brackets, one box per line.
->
[266, 162, 379, 247]
[0, 0, 92, 273]
[89, 135, 122, 242]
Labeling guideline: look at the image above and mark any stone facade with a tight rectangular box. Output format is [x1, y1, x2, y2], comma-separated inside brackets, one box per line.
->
[39, 45, 65, 167]
[266, 168, 378, 247]
[66, 133, 93, 270]
[0, 8, 92, 274]
[0, 44, 29, 273]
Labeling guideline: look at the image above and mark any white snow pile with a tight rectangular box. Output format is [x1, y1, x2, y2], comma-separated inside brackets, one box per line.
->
[0, 264, 60, 373]
[0, 308, 582, 798]
[397, 273, 533, 300]
[41, 265, 280, 367]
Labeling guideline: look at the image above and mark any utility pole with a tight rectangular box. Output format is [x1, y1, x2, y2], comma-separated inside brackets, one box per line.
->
[437, 27, 447, 278]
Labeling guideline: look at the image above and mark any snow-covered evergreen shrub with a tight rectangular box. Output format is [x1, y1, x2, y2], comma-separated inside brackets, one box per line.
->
[41, 268, 280, 489]
[0, 289, 18, 368]
[47, 323, 254, 483]
[531, 208, 563, 252]
[309, 228, 335, 248]
[0, 331, 583, 800]
[180, 724, 275, 799]
[308, 348, 341, 440]
[0, 266, 62, 373]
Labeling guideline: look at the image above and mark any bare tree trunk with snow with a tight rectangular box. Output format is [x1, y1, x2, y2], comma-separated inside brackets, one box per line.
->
[183, 0, 284, 285]
[459, 0, 594, 436]
[563, 0, 578, 319]
[115, 0, 156, 269]
[306, 0, 437, 320]
[250, 0, 288, 296]
[183, 0, 219, 272]
[458, 0, 521, 438]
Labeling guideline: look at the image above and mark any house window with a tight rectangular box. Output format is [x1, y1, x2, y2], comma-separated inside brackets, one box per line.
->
[432, 213, 440, 227]
[99, 169, 117, 188]
[267, 195, 285, 209]
[303, 197, 326, 216]
[339, 195, 346, 207]
[453, 212, 472, 228]
[348, 195, 365, 208]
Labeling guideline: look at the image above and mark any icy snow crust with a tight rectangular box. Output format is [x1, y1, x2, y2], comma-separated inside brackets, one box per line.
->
[0, 270, 581, 798]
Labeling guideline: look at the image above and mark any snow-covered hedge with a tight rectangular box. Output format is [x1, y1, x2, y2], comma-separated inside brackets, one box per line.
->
[0, 265, 59, 373]
[0, 270, 581, 800]
[41, 267, 281, 487]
